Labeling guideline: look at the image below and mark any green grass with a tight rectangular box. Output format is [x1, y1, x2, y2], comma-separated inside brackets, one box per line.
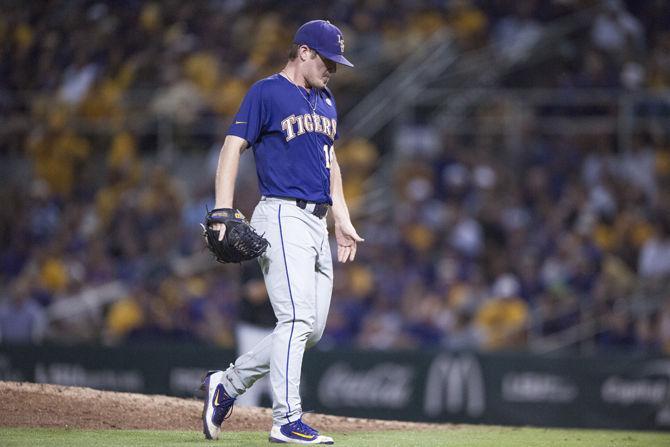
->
[1, 427, 669, 447]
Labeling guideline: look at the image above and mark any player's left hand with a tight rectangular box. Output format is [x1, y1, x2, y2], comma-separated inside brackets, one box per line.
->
[334, 221, 364, 263]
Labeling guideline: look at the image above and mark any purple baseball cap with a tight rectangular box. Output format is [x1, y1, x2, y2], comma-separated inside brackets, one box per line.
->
[294, 20, 354, 67]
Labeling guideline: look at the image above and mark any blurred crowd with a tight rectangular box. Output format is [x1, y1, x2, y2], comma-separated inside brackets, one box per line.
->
[1, 0, 669, 354]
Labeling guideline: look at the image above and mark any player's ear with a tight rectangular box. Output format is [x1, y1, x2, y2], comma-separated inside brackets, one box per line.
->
[299, 45, 310, 62]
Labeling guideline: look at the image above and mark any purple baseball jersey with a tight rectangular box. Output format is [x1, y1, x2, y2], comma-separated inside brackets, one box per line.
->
[228, 74, 338, 205]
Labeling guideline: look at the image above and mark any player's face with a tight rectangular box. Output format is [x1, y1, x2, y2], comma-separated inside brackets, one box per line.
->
[304, 49, 336, 89]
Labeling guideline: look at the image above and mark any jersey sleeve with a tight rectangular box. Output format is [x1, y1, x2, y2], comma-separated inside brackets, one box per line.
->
[227, 81, 267, 146]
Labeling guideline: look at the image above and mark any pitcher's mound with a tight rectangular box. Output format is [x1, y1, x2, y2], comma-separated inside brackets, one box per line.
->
[0, 381, 449, 432]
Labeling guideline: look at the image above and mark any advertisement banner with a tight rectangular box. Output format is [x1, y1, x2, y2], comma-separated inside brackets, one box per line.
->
[0, 344, 235, 396]
[0, 345, 667, 430]
[301, 350, 670, 430]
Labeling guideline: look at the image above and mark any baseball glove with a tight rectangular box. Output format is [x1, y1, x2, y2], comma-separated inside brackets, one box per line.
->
[202, 208, 269, 264]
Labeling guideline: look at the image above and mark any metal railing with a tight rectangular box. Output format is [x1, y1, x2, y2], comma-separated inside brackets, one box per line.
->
[528, 277, 670, 355]
[428, 5, 601, 131]
[339, 3, 604, 221]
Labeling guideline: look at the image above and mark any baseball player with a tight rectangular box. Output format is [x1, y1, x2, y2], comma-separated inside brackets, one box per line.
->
[202, 20, 362, 444]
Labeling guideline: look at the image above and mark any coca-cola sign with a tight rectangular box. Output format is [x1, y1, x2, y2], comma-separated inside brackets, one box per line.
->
[317, 362, 414, 408]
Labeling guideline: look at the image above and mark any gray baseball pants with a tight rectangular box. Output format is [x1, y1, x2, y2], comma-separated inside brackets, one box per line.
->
[219, 197, 333, 426]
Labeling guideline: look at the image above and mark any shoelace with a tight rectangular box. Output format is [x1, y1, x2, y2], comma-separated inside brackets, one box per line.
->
[214, 393, 236, 421]
[221, 403, 234, 421]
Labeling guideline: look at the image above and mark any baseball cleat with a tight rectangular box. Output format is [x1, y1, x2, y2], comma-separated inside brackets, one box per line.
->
[269, 418, 334, 444]
[200, 370, 236, 440]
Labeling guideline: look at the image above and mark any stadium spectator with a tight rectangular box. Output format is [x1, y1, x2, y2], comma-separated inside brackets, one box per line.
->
[0, 277, 47, 345]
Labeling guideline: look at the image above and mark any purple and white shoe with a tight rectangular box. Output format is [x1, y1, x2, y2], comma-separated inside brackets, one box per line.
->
[201, 370, 236, 440]
[269, 418, 334, 444]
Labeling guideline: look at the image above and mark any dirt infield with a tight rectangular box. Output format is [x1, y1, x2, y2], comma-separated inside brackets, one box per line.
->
[0, 381, 449, 432]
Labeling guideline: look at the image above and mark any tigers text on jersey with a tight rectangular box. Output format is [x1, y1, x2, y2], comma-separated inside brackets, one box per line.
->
[228, 74, 338, 205]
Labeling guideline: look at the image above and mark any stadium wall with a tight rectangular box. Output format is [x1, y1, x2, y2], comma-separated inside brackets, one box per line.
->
[0, 345, 668, 431]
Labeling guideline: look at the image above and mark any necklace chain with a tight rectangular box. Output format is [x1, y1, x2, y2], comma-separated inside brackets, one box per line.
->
[281, 70, 317, 113]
